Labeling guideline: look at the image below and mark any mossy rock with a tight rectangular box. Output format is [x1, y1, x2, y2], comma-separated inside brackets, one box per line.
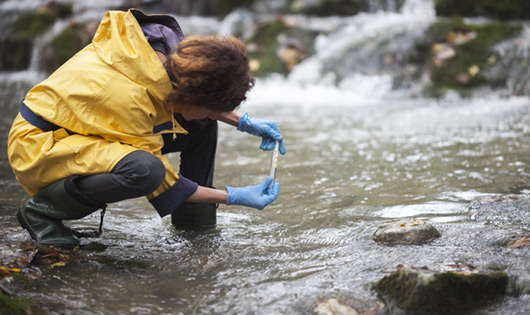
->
[13, 2, 72, 40]
[288, 0, 406, 16]
[372, 265, 508, 315]
[0, 37, 33, 71]
[291, 0, 363, 16]
[204, 0, 255, 17]
[246, 18, 319, 77]
[435, 0, 530, 20]
[246, 19, 289, 77]
[41, 21, 95, 74]
[0, 2, 73, 71]
[415, 18, 523, 95]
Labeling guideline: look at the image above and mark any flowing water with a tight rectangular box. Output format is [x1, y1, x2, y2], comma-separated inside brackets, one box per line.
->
[1, 0, 530, 314]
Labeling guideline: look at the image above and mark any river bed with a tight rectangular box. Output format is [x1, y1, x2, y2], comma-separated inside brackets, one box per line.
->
[1, 76, 529, 314]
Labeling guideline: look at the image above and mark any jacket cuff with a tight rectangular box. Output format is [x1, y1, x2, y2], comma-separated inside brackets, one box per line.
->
[149, 175, 199, 217]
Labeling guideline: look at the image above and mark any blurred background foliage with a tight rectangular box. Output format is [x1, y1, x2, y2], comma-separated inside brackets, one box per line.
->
[0, 0, 528, 96]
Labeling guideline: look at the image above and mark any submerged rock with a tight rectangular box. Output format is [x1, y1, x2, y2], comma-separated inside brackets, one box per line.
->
[372, 219, 441, 245]
[372, 264, 508, 315]
[312, 296, 385, 315]
[313, 298, 358, 315]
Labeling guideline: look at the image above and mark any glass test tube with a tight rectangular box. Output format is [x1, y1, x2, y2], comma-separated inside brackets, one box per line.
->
[269, 140, 280, 181]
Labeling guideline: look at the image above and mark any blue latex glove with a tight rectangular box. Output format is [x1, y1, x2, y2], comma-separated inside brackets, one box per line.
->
[226, 177, 280, 210]
[238, 113, 286, 154]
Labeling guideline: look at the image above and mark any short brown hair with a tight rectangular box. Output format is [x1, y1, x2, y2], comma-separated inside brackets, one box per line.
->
[165, 35, 255, 112]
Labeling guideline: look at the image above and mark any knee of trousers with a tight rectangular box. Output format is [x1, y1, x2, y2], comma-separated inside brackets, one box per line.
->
[116, 151, 166, 195]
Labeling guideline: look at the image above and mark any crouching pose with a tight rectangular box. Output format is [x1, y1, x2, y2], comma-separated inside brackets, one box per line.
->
[7, 9, 286, 248]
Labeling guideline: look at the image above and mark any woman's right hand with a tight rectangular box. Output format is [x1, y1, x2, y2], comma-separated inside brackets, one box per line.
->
[226, 177, 280, 210]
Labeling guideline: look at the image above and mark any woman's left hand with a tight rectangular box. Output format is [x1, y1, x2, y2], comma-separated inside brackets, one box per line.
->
[237, 113, 286, 154]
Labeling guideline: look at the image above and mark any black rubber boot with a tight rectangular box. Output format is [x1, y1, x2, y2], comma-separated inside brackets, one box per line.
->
[17, 178, 104, 248]
[171, 203, 217, 230]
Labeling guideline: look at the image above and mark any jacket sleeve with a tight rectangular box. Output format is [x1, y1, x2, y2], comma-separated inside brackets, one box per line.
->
[146, 155, 198, 217]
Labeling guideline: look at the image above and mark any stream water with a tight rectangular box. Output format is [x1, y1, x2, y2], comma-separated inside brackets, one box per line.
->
[1, 0, 530, 314]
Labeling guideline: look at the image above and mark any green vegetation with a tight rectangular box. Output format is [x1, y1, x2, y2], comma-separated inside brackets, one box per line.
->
[247, 20, 290, 77]
[45, 22, 92, 73]
[295, 0, 362, 16]
[0, 2, 73, 71]
[288, 0, 406, 16]
[246, 19, 319, 77]
[205, 0, 255, 17]
[13, 2, 72, 39]
[415, 18, 523, 95]
[435, 0, 530, 20]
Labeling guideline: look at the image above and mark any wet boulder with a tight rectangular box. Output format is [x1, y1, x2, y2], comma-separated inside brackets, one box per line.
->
[372, 219, 440, 245]
[372, 264, 508, 315]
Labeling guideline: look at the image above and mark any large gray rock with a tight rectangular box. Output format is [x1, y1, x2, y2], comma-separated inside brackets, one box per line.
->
[372, 219, 441, 245]
[372, 264, 508, 315]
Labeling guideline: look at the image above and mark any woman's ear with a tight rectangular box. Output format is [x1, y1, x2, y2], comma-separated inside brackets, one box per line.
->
[155, 51, 167, 64]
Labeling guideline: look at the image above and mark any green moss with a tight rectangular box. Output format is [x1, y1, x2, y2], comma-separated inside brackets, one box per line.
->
[246, 20, 290, 77]
[418, 18, 522, 94]
[435, 0, 530, 20]
[288, 0, 406, 16]
[300, 0, 362, 17]
[205, 0, 255, 17]
[0, 2, 73, 71]
[0, 37, 32, 70]
[14, 2, 73, 39]
[0, 291, 46, 315]
[46, 22, 91, 73]
[246, 19, 319, 77]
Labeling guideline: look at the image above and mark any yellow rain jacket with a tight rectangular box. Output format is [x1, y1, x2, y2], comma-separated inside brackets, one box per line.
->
[8, 9, 196, 217]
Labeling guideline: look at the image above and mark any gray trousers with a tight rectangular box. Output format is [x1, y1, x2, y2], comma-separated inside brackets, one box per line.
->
[72, 117, 218, 206]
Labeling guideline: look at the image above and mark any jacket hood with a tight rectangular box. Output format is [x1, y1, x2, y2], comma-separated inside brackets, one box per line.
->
[91, 9, 173, 103]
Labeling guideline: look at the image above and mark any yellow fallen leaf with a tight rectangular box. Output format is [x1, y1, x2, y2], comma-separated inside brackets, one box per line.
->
[249, 59, 261, 72]
[468, 65, 480, 76]
[487, 55, 497, 65]
[10, 268, 21, 273]
[50, 262, 66, 269]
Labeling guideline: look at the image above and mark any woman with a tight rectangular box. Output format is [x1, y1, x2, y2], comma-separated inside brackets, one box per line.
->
[7, 9, 286, 248]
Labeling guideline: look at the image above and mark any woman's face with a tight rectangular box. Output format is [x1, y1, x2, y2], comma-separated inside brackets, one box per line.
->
[179, 104, 220, 121]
